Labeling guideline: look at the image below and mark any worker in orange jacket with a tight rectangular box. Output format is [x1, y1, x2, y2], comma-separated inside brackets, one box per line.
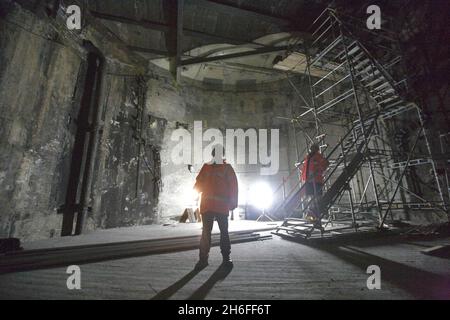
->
[193, 145, 238, 269]
[299, 143, 329, 221]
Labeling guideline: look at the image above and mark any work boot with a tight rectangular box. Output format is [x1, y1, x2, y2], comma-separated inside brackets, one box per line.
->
[194, 259, 208, 270]
[222, 256, 233, 267]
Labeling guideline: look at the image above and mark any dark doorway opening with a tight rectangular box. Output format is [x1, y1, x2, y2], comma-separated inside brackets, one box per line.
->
[60, 42, 104, 236]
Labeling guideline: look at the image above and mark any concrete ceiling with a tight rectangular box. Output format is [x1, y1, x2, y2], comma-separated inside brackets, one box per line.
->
[85, 0, 329, 84]
[148, 32, 339, 85]
[150, 32, 300, 84]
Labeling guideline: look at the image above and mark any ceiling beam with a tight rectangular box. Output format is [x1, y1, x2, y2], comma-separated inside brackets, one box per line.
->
[185, 0, 292, 26]
[90, 10, 256, 47]
[162, 0, 183, 79]
[183, 28, 248, 45]
[180, 45, 289, 66]
[175, 0, 184, 80]
[127, 46, 168, 56]
[90, 11, 169, 33]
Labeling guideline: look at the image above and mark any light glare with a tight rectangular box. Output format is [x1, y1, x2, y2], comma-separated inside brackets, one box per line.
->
[249, 182, 273, 209]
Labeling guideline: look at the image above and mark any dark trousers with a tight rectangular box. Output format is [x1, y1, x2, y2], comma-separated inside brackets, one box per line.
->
[303, 182, 323, 218]
[199, 212, 231, 261]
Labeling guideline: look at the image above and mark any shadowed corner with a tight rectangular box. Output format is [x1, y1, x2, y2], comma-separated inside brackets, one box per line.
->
[151, 268, 201, 300]
[318, 245, 450, 300]
[187, 264, 234, 300]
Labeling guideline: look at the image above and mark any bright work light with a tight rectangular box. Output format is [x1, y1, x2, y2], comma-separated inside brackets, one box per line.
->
[249, 182, 273, 210]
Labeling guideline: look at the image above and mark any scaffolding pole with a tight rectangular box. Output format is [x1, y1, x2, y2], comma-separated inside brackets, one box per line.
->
[416, 106, 447, 212]
[339, 22, 383, 225]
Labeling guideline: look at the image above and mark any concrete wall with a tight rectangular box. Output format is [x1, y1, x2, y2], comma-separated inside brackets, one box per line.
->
[146, 70, 306, 221]
[0, 5, 162, 241]
[0, 8, 82, 240]
[90, 73, 166, 231]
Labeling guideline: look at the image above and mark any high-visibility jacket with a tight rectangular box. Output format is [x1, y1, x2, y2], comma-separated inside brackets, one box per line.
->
[194, 162, 238, 215]
[300, 152, 329, 184]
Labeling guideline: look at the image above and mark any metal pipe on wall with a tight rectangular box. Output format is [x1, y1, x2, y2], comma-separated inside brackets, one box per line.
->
[74, 42, 105, 235]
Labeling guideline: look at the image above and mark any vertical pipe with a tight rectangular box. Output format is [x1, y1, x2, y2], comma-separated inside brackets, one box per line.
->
[135, 77, 147, 199]
[75, 49, 105, 236]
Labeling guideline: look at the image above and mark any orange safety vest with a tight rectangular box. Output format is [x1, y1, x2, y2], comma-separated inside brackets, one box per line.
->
[300, 152, 329, 184]
[194, 162, 238, 215]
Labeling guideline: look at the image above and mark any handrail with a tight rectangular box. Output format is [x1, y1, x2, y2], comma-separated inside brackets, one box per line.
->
[309, 7, 398, 48]
[270, 161, 300, 196]
[269, 117, 366, 217]
[312, 16, 331, 37]
[285, 109, 381, 219]
[268, 133, 315, 199]
[308, 9, 405, 99]
[331, 9, 399, 41]
[308, 7, 334, 32]
[351, 39, 404, 97]
[327, 10, 405, 97]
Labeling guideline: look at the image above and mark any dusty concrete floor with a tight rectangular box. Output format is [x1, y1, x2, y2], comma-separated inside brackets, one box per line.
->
[1, 230, 449, 300]
[21, 220, 277, 250]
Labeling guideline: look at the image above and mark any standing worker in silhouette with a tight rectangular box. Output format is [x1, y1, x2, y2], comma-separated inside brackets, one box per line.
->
[299, 143, 329, 223]
[193, 145, 238, 270]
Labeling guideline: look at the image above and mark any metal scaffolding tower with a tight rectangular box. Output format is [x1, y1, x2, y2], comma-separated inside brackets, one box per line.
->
[272, 7, 448, 239]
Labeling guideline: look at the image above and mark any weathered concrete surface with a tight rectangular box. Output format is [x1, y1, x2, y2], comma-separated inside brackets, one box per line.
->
[0, 7, 154, 241]
[90, 74, 166, 230]
[0, 235, 449, 299]
[0, 8, 82, 241]
[0, 4, 162, 241]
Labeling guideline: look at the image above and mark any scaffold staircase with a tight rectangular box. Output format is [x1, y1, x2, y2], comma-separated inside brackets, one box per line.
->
[273, 7, 447, 239]
[274, 113, 379, 238]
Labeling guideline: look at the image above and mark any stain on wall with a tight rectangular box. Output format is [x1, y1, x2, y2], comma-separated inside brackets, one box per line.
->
[0, 10, 82, 241]
[92, 76, 165, 229]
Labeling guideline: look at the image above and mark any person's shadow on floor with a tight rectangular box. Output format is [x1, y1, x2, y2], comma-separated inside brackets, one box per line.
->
[151, 269, 201, 300]
[187, 264, 233, 300]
